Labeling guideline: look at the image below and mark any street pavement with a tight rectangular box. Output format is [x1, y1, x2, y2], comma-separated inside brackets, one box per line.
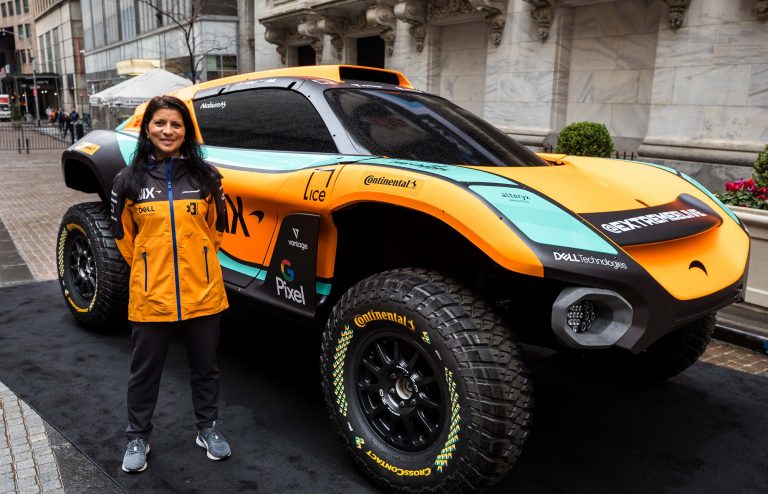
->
[0, 148, 766, 493]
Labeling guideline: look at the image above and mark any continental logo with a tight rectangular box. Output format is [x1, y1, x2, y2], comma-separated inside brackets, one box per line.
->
[354, 310, 415, 331]
[365, 450, 431, 477]
[363, 175, 418, 189]
[600, 208, 708, 234]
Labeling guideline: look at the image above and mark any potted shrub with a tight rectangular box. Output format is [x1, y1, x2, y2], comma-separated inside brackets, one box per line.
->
[555, 121, 614, 158]
[716, 145, 768, 307]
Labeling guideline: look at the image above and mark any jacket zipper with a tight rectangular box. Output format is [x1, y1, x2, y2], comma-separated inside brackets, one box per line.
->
[166, 158, 183, 321]
[142, 252, 148, 292]
[204, 246, 210, 284]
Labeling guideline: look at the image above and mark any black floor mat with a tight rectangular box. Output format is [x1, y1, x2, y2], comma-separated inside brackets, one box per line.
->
[1, 281, 767, 494]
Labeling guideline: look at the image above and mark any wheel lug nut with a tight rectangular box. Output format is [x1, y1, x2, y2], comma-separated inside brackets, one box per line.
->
[389, 387, 395, 394]
[399, 401, 405, 407]
[390, 373, 396, 379]
[410, 399, 416, 405]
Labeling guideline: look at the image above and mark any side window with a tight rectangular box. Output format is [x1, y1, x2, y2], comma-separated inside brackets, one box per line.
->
[195, 88, 338, 153]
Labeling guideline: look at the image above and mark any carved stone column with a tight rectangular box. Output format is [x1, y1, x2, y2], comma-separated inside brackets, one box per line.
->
[367, 2, 397, 56]
[297, 18, 325, 64]
[757, 0, 768, 18]
[663, 0, 690, 28]
[524, 0, 554, 41]
[264, 27, 288, 64]
[394, 0, 427, 52]
[318, 17, 346, 60]
[468, 0, 507, 46]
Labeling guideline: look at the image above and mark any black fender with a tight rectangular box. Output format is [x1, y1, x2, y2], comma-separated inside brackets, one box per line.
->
[61, 130, 132, 201]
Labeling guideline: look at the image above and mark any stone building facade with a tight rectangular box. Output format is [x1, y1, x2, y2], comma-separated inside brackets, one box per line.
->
[256, 0, 768, 190]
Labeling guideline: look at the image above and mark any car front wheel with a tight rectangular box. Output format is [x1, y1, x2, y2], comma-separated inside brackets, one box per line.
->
[57, 202, 128, 331]
[320, 268, 532, 493]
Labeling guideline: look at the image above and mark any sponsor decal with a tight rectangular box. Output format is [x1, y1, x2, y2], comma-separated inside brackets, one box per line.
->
[362, 175, 419, 190]
[199, 100, 227, 110]
[501, 191, 531, 203]
[280, 259, 295, 282]
[553, 251, 628, 270]
[434, 368, 460, 473]
[275, 276, 306, 304]
[365, 450, 432, 477]
[333, 325, 354, 416]
[76, 142, 100, 155]
[223, 194, 263, 237]
[288, 227, 308, 251]
[138, 187, 157, 200]
[354, 310, 416, 331]
[181, 189, 200, 194]
[422, 331, 431, 345]
[185, 202, 197, 215]
[288, 239, 308, 251]
[303, 168, 336, 202]
[137, 205, 156, 214]
[600, 208, 709, 235]
[355, 436, 365, 449]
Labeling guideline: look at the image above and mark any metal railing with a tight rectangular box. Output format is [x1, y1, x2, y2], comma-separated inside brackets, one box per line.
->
[0, 123, 90, 153]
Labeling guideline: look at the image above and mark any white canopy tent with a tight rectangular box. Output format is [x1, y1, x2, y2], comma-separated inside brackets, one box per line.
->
[89, 68, 192, 107]
[88, 68, 192, 129]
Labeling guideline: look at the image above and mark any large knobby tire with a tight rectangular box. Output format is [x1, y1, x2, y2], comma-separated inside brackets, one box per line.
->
[57, 202, 129, 331]
[612, 314, 716, 383]
[320, 268, 532, 493]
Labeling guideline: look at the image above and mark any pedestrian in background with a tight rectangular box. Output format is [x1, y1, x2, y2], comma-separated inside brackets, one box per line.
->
[57, 108, 65, 135]
[110, 95, 230, 473]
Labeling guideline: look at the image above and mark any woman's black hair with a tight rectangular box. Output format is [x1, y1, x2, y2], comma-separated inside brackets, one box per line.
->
[118, 95, 221, 201]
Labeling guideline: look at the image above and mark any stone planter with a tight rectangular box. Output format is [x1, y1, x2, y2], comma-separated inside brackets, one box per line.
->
[732, 206, 768, 308]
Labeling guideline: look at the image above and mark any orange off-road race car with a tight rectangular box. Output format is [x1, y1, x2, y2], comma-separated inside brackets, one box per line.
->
[57, 65, 750, 493]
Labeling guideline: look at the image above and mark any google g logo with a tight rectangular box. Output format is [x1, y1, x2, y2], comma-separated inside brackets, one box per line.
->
[281, 259, 295, 282]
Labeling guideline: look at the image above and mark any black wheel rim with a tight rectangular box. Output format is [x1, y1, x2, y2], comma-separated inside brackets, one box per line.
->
[354, 332, 445, 452]
[68, 235, 96, 300]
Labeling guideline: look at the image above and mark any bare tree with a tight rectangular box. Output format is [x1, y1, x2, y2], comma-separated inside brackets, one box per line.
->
[136, 0, 237, 82]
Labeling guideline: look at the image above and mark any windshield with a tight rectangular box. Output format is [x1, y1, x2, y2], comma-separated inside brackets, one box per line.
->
[324, 88, 547, 167]
[0, 104, 9, 112]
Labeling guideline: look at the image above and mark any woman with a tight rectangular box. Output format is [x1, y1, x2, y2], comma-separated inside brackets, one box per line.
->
[111, 95, 230, 473]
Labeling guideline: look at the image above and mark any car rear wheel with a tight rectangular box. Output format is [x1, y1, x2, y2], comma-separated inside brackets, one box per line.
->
[57, 202, 128, 331]
[320, 268, 532, 493]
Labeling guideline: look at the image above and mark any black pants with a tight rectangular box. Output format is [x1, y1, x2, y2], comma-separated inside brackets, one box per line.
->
[126, 314, 221, 440]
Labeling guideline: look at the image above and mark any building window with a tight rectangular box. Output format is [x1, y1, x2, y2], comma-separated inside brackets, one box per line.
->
[8, 1, 13, 16]
[24, 23, 29, 38]
[14, 0, 19, 16]
[205, 54, 237, 81]
[17, 24, 22, 39]
[22, 0, 26, 13]
[1, 4, 6, 17]
[297, 45, 314, 66]
[52, 27, 60, 74]
[357, 36, 385, 69]
[19, 49, 25, 64]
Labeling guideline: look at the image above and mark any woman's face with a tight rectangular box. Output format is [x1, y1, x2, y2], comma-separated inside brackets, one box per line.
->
[147, 108, 185, 159]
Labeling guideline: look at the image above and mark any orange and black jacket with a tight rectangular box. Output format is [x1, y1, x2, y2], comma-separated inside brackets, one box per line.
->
[111, 158, 229, 322]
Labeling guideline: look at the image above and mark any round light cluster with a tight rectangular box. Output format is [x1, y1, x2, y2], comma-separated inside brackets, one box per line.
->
[567, 301, 597, 333]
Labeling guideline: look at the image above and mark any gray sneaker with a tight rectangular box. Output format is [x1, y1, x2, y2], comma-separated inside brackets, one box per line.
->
[122, 438, 149, 473]
[195, 420, 231, 460]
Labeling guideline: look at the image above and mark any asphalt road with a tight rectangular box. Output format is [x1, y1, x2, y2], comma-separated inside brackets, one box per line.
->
[1, 280, 767, 494]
